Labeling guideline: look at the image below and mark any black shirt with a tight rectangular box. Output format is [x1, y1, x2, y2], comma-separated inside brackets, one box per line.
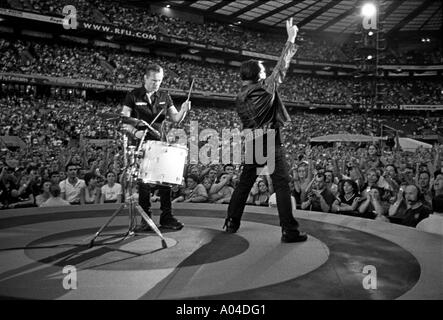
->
[123, 86, 174, 141]
[394, 204, 432, 227]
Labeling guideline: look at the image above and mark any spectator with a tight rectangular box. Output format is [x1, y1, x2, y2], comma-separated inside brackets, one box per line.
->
[416, 196, 443, 235]
[417, 171, 432, 205]
[35, 180, 52, 207]
[173, 174, 208, 203]
[59, 162, 85, 205]
[358, 186, 388, 220]
[83, 172, 100, 204]
[40, 184, 71, 207]
[8, 174, 36, 209]
[331, 179, 361, 215]
[49, 171, 61, 185]
[301, 173, 335, 212]
[208, 172, 234, 204]
[100, 171, 122, 203]
[247, 176, 273, 206]
[388, 184, 432, 227]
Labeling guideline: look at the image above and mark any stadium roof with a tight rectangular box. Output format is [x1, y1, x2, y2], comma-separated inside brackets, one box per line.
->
[158, 0, 442, 34]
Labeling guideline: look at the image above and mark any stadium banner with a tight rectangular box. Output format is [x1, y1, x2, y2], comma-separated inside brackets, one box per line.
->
[207, 45, 224, 51]
[400, 104, 443, 111]
[381, 64, 443, 71]
[224, 47, 241, 54]
[79, 22, 157, 41]
[379, 104, 400, 110]
[170, 38, 189, 45]
[242, 50, 279, 61]
[0, 8, 64, 24]
[189, 41, 206, 49]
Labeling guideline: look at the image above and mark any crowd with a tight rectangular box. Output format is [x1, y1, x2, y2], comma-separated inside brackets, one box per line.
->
[7, 0, 441, 65]
[1, 37, 442, 106]
[1, 90, 443, 234]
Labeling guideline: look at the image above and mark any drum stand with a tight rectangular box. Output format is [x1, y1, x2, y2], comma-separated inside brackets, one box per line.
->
[87, 131, 167, 249]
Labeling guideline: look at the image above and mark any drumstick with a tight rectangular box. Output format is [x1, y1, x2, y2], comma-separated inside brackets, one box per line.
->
[177, 78, 194, 127]
[186, 78, 195, 102]
[150, 109, 164, 126]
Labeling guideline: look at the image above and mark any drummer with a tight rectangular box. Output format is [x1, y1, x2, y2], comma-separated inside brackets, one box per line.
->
[121, 63, 191, 231]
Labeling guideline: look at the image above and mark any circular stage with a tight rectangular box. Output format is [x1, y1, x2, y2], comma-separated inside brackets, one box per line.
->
[0, 203, 442, 300]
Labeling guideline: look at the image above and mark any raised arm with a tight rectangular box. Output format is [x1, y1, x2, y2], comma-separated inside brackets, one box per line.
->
[264, 18, 299, 92]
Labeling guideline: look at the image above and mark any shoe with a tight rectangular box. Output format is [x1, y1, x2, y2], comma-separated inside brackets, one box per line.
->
[281, 229, 308, 243]
[160, 217, 184, 230]
[223, 217, 239, 233]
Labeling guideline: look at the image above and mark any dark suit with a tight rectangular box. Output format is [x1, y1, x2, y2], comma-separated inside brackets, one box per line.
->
[227, 41, 301, 231]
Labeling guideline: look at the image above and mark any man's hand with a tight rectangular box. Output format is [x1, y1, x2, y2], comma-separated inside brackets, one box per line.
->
[181, 100, 191, 113]
[286, 17, 298, 43]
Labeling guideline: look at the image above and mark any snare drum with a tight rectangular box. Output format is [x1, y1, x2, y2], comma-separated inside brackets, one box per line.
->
[139, 140, 188, 186]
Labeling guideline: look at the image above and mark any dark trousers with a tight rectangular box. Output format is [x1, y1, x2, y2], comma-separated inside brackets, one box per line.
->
[227, 133, 299, 230]
[138, 182, 173, 222]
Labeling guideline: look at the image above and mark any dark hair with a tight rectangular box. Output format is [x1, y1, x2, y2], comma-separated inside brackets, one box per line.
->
[339, 179, 359, 196]
[105, 171, 116, 179]
[324, 170, 334, 179]
[240, 60, 262, 82]
[65, 162, 77, 172]
[223, 164, 234, 170]
[40, 180, 52, 193]
[49, 171, 59, 178]
[84, 172, 97, 186]
[49, 184, 61, 198]
[186, 174, 200, 184]
[145, 64, 163, 77]
[432, 196, 443, 213]
[315, 173, 326, 181]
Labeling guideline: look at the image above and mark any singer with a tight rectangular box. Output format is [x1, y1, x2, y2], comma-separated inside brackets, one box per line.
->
[121, 63, 191, 231]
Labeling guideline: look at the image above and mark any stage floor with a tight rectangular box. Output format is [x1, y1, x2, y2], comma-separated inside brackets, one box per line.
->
[0, 203, 442, 300]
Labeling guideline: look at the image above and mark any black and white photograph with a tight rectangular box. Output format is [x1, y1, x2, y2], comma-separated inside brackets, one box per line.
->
[0, 0, 442, 306]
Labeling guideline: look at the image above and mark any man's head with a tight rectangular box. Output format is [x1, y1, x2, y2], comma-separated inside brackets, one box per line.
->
[404, 184, 422, 206]
[324, 170, 334, 183]
[240, 60, 266, 82]
[65, 162, 78, 179]
[49, 171, 60, 184]
[403, 166, 415, 181]
[418, 171, 430, 189]
[224, 164, 235, 175]
[144, 64, 164, 93]
[207, 168, 218, 181]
